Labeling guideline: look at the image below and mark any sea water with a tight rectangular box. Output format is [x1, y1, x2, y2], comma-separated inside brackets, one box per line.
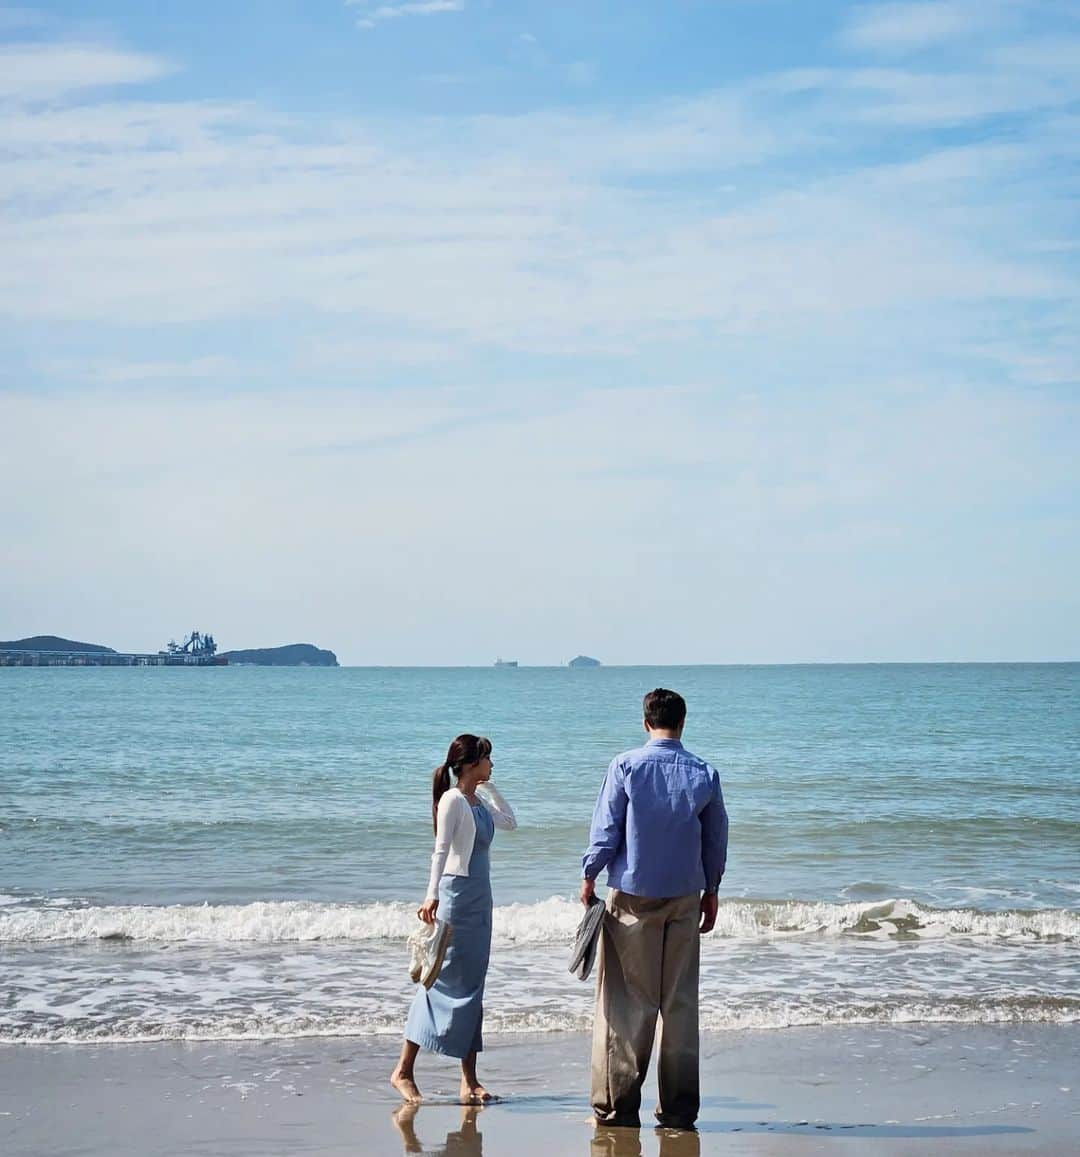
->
[1, 664, 1077, 1043]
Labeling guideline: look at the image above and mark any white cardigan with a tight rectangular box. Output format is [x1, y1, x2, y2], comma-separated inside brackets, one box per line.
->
[425, 784, 517, 901]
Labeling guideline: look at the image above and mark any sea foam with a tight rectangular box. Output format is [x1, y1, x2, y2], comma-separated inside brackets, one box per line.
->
[3, 896, 1077, 945]
[4, 995, 1077, 1045]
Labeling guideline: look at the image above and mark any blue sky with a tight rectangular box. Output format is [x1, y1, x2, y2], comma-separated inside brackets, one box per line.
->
[0, 1, 1077, 663]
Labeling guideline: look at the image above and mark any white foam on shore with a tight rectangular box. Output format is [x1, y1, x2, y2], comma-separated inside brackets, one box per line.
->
[5, 904, 1077, 1045]
[2, 896, 1077, 945]
[3, 994, 1077, 1045]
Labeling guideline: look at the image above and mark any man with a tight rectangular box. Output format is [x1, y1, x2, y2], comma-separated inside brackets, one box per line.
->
[581, 688, 729, 1131]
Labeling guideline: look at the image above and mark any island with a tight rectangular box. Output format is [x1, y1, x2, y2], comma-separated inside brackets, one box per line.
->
[219, 643, 338, 667]
[568, 655, 601, 668]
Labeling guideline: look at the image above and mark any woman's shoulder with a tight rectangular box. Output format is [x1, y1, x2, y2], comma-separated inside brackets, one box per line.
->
[438, 786, 468, 812]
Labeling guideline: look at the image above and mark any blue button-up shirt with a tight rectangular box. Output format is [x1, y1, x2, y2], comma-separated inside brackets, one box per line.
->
[581, 738, 729, 897]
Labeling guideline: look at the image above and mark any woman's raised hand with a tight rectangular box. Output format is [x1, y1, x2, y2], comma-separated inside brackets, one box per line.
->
[417, 899, 439, 924]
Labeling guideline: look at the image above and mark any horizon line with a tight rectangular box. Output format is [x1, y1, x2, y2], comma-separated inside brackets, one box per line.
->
[298, 659, 1079, 668]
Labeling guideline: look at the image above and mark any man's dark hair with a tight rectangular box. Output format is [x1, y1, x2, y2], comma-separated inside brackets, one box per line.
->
[643, 688, 687, 730]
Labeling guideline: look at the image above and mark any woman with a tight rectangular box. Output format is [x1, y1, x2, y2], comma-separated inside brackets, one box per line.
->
[391, 734, 517, 1104]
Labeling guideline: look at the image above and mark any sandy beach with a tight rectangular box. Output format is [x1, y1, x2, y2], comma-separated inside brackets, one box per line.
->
[2, 1024, 1076, 1156]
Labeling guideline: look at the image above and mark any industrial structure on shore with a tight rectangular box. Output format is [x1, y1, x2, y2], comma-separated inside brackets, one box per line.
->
[0, 631, 227, 667]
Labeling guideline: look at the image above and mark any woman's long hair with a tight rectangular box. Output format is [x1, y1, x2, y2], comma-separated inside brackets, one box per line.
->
[432, 733, 492, 832]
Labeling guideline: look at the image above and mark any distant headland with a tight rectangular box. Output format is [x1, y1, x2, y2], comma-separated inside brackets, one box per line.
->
[0, 634, 338, 668]
[0, 635, 116, 655]
[222, 644, 338, 667]
[568, 655, 601, 668]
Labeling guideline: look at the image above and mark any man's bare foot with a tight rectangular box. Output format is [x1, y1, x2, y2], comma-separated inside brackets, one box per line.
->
[460, 1079, 492, 1103]
[390, 1069, 423, 1103]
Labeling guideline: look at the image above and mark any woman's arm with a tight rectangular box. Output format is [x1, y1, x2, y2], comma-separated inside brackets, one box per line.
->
[424, 791, 462, 901]
[476, 782, 517, 830]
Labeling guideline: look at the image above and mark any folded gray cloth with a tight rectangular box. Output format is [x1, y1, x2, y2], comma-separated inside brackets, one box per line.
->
[569, 895, 605, 981]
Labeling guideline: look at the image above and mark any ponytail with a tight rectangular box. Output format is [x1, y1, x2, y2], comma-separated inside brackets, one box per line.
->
[432, 762, 452, 833]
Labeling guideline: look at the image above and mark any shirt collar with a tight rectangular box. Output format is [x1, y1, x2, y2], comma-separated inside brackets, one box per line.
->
[645, 737, 684, 749]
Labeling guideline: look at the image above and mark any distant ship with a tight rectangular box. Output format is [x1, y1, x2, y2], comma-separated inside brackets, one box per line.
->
[494, 658, 518, 668]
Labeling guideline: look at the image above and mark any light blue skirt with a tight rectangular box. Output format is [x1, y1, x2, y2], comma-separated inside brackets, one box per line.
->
[405, 805, 493, 1059]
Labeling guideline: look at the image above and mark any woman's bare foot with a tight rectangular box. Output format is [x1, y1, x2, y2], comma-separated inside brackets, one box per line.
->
[390, 1069, 423, 1103]
[460, 1078, 492, 1103]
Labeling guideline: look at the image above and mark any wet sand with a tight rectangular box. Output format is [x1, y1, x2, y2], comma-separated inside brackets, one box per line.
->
[2, 1025, 1076, 1155]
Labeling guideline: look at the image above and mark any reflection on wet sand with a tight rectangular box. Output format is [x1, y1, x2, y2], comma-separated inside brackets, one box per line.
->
[390, 1104, 702, 1156]
[391, 1102, 484, 1156]
[591, 1125, 701, 1157]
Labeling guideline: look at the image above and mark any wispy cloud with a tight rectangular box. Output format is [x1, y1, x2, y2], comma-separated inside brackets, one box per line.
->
[0, 41, 172, 100]
[1, 37, 1074, 386]
[346, 0, 464, 32]
[840, 1, 1012, 54]
[41, 355, 239, 386]
[1, 10, 1076, 390]
[768, 54, 1080, 126]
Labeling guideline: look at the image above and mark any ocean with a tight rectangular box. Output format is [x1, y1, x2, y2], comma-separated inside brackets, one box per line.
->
[1, 663, 1077, 1045]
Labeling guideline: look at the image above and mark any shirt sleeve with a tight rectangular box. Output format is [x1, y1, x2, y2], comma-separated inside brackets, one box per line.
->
[581, 758, 628, 881]
[701, 769, 729, 895]
[425, 791, 462, 901]
[476, 782, 517, 830]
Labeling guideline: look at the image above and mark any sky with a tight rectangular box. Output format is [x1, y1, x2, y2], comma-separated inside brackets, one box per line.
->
[0, 0, 1077, 665]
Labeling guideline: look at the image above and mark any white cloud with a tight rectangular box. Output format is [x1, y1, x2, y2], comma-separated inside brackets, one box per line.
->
[42, 355, 239, 386]
[841, 1, 1011, 55]
[0, 29, 1073, 393]
[0, 42, 172, 101]
[0, 73, 1071, 376]
[762, 27, 1080, 127]
[347, 0, 464, 31]
[399, 0, 463, 11]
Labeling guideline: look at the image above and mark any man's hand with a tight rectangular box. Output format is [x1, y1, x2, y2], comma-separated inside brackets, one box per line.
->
[699, 892, 718, 935]
[417, 899, 438, 925]
[580, 877, 596, 907]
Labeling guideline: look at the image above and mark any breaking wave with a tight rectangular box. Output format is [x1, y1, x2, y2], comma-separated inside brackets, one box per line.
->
[3, 896, 1077, 945]
[4, 994, 1077, 1045]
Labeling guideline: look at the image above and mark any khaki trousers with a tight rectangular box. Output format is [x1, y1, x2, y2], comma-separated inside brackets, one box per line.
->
[590, 890, 701, 1127]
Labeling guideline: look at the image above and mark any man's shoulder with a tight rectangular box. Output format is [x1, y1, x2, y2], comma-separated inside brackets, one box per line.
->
[679, 745, 716, 770]
[666, 745, 723, 783]
[685, 749, 723, 783]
